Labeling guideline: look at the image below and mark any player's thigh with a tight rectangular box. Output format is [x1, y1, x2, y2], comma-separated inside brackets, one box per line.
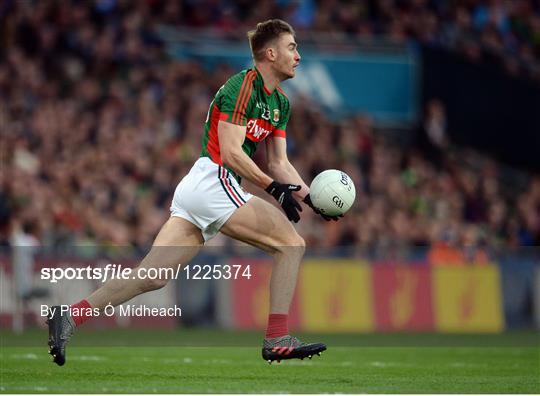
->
[220, 196, 304, 253]
[153, 216, 204, 246]
[139, 216, 204, 271]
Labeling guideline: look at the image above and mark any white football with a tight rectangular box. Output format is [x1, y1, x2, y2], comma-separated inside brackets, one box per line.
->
[309, 170, 356, 216]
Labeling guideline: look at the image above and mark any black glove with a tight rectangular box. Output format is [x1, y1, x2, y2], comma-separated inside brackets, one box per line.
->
[265, 181, 303, 223]
[303, 194, 343, 221]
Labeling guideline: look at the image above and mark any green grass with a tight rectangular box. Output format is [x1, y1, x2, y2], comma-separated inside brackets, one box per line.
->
[1, 330, 539, 393]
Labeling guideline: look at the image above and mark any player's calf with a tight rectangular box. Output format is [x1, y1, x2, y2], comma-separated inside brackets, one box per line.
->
[140, 275, 169, 293]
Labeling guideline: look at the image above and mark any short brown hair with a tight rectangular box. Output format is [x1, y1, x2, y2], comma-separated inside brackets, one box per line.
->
[247, 19, 295, 61]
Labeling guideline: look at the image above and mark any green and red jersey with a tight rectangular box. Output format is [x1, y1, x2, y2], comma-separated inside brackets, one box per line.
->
[200, 67, 291, 179]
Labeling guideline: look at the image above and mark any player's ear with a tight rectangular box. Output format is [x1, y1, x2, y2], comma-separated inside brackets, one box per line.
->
[266, 46, 277, 62]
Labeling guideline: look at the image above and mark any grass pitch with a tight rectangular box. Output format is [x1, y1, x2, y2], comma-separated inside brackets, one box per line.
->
[1, 329, 539, 393]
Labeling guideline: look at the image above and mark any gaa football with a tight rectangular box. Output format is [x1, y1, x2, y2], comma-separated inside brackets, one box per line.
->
[309, 170, 356, 216]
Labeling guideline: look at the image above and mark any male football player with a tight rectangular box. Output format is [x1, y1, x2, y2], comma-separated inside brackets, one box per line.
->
[48, 19, 340, 366]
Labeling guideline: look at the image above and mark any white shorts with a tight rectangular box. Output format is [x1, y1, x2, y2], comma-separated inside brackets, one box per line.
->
[170, 157, 253, 242]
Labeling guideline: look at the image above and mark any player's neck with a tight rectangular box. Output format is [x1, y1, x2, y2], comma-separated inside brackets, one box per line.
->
[254, 63, 280, 94]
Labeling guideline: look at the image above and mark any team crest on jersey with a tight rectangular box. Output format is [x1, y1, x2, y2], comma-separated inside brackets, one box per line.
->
[273, 109, 280, 123]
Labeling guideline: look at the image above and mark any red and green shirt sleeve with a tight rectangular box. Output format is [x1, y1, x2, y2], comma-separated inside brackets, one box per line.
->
[216, 70, 258, 126]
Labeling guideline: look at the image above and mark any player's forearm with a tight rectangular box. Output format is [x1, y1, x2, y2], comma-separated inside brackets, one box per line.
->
[222, 149, 273, 189]
[269, 161, 309, 199]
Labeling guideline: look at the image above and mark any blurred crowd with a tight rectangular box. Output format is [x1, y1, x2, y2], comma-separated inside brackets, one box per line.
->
[2, 0, 538, 78]
[155, 0, 540, 80]
[289, 103, 540, 259]
[1, 0, 539, 263]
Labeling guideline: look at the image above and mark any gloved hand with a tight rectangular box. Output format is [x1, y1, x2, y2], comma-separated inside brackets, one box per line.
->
[265, 181, 303, 223]
[303, 194, 343, 221]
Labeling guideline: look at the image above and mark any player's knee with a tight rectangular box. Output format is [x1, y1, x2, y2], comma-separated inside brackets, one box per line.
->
[293, 234, 306, 252]
[141, 277, 169, 292]
[275, 233, 305, 256]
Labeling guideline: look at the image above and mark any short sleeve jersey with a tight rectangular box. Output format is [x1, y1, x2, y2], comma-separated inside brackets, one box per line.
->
[200, 67, 291, 180]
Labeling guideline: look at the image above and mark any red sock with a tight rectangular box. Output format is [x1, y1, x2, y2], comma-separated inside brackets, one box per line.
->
[70, 299, 93, 327]
[265, 314, 288, 339]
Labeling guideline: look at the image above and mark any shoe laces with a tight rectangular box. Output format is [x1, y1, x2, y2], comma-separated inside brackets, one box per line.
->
[263, 335, 305, 348]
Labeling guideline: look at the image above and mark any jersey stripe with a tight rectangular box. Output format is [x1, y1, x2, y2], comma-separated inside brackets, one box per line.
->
[232, 71, 255, 124]
[242, 71, 257, 114]
[232, 70, 256, 124]
[231, 73, 250, 124]
[231, 71, 251, 124]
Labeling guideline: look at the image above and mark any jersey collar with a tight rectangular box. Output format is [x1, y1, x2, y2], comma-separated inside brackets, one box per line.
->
[254, 67, 274, 97]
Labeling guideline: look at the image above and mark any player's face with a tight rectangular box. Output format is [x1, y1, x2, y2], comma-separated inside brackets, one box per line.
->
[273, 33, 301, 80]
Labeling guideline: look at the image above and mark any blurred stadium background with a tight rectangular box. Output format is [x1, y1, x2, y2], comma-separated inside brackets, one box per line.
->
[1, 1, 540, 391]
